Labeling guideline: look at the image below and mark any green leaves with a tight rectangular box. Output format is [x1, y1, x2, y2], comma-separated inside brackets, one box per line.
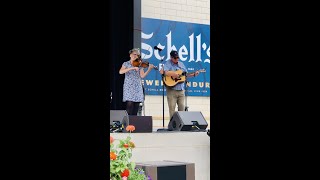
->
[127, 168, 148, 180]
[110, 135, 136, 179]
[129, 162, 135, 170]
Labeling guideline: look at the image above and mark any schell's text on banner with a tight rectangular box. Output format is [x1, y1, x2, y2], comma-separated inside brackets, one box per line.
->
[141, 18, 210, 96]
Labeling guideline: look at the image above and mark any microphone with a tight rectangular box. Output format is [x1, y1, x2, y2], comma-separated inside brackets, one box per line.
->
[154, 46, 163, 51]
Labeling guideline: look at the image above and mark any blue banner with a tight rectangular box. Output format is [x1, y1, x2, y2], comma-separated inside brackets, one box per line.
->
[141, 18, 210, 96]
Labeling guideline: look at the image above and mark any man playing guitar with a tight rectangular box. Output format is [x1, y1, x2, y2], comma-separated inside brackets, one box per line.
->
[162, 50, 200, 119]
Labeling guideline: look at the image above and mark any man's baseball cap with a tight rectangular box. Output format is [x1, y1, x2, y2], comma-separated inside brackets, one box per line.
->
[170, 50, 179, 58]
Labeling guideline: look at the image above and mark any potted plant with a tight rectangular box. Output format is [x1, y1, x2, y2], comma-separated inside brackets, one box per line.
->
[110, 125, 151, 180]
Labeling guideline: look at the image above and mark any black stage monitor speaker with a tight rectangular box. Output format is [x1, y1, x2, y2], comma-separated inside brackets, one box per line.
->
[168, 111, 208, 131]
[128, 115, 153, 133]
[110, 110, 129, 131]
[136, 161, 195, 180]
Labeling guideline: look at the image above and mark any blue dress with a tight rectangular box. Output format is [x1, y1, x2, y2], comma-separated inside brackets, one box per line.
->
[122, 60, 144, 102]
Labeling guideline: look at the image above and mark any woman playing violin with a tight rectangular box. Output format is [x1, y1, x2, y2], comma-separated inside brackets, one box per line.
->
[119, 48, 155, 115]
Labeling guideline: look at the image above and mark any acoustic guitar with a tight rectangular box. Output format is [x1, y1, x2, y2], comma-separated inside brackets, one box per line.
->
[163, 69, 206, 87]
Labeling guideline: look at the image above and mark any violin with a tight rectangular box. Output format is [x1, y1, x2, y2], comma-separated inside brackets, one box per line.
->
[132, 56, 158, 70]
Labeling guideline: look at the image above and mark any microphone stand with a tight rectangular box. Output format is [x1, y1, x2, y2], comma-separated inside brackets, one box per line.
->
[162, 61, 165, 128]
[185, 78, 189, 111]
[138, 85, 145, 116]
[156, 49, 167, 132]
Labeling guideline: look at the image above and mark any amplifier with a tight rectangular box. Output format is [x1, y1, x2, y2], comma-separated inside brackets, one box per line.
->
[128, 115, 153, 133]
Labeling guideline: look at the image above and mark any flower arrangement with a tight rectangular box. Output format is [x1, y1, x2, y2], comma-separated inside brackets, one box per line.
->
[110, 125, 151, 180]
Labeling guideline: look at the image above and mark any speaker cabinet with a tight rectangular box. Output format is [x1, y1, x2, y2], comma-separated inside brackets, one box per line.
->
[136, 161, 195, 180]
[110, 110, 129, 130]
[128, 115, 153, 133]
[168, 111, 208, 131]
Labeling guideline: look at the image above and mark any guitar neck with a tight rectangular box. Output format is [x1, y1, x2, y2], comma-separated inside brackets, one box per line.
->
[185, 69, 205, 76]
